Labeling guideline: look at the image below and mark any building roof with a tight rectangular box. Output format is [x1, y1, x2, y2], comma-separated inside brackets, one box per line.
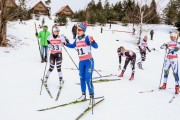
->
[25, 0, 47, 10]
[56, 5, 74, 15]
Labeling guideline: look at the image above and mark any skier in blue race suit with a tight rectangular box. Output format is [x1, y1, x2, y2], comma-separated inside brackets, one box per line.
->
[65, 23, 98, 102]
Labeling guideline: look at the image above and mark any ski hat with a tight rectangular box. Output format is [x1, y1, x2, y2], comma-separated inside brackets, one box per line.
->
[43, 25, 48, 28]
[53, 26, 60, 32]
[54, 29, 60, 32]
[78, 24, 86, 32]
[170, 32, 176, 37]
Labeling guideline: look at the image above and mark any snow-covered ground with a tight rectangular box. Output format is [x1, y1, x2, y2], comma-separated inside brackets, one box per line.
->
[0, 16, 180, 120]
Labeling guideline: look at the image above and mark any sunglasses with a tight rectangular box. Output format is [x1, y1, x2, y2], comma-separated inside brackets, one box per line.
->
[77, 29, 83, 32]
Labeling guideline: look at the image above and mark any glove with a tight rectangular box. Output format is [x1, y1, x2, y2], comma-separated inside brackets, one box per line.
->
[163, 43, 168, 48]
[65, 38, 70, 43]
[89, 36, 95, 44]
[170, 50, 174, 54]
[35, 32, 38, 36]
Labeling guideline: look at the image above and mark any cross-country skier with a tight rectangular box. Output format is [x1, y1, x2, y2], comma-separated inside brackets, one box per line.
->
[137, 35, 151, 69]
[65, 23, 98, 103]
[117, 46, 136, 80]
[160, 32, 179, 94]
[44, 26, 67, 85]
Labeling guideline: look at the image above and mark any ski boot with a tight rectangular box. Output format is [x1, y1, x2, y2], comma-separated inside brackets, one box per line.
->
[129, 74, 134, 80]
[118, 71, 124, 77]
[59, 77, 64, 86]
[175, 85, 179, 94]
[41, 56, 44, 63]
[78, 93, 86, 101]
[44, 56, 47, 62]
[89, 94, 95, 106]
[160, 83, 166, 89]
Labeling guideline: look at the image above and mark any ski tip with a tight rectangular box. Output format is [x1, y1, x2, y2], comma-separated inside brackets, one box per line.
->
[37, 109, 43, 112]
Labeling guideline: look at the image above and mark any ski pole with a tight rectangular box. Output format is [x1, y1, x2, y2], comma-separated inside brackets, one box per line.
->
[63, 46, 79, 69]
[74, 48, 102, 77]
[40, 49, 49, 95]
[34, 22, 42, 59]
[159, 49, 167, 88]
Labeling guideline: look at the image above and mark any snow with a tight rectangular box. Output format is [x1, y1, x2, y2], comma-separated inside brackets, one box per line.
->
[0, 16, 180, 120]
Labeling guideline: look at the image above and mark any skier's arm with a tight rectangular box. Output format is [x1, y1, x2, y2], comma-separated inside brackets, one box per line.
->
[61, 34, 70, 43]
[160, 43, 168, 49]
[65, 40, 76, 48]
[146, 47, 151, 52]
[118, 54, 122, 68]
[86, 36, 98, 49]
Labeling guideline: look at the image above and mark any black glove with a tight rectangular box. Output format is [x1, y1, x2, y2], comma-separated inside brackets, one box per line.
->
[170, 50, 174, 54]
[65, 38, 70, 44]
[35, 32, 38, 36]
[163, 43, 168, 48]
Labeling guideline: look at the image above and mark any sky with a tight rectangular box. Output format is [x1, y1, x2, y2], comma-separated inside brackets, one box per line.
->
[50, 0, 119, 14]
[50, 0, 170, 15]
[23, 0, 170, 15]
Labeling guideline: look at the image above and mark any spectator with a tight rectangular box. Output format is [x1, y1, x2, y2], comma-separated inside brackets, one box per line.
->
[133, 28, 135, 35]
[150, 30, 154, 40]
[101, 25, 103, 33]
[36, 25, 50, 63]
[72, 24, 77, 39]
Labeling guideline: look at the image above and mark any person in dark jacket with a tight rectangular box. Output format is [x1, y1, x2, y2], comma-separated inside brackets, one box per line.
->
[72, 24, 77, 39]
[150, 30, 154, 40]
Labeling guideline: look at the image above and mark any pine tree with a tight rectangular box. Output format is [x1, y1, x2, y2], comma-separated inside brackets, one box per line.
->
[164, 0, 177, 25]
[96, 0, 103, 10]
[113, 1, 123, 21]
[86, 0, 97, 24]
[57, 13, 67, 25]
[96, 0, 106, 24]
[148, 0, 160, 24]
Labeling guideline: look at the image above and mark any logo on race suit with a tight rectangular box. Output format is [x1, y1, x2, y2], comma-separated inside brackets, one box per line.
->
[76, 41, 87, 47]
[142, 43, 147, 46]
[168, 44, 177, 48]
[50, 40, 61, 44]
[88, 68, 92, 73]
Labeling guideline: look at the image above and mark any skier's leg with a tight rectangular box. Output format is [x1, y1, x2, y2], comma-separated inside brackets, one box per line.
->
[171, 59, 179, 94]
[79, 61, 86, 94]
[46, 54, 55, 78]
[85, 59, 94, 95]
[171, 59, 179, 85]
[123, 58, 130, 72]
[40, 46, 45, 61]
[118, 58, 130, 77]
[56, 53, 63, 84]
[44, 46, 48, 62]
[160, 59, 171, 89]
[131, 56, 136, 75]
[56, 53, 62, 77]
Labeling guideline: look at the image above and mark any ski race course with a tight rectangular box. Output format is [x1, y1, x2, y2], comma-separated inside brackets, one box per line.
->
[0, 17, 180, 120]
